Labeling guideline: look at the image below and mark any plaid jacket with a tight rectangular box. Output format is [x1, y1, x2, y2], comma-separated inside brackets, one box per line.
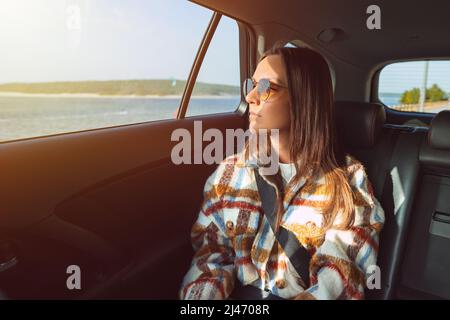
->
[179, 153, 385, 300]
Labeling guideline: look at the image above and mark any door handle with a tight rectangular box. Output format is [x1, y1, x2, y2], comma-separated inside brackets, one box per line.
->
[0, 257, 17, 273]
[0, 240, 18, 273]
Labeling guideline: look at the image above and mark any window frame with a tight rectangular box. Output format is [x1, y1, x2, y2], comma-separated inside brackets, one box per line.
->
[371, 58, 450, 117]
[178, 12, 254, 119]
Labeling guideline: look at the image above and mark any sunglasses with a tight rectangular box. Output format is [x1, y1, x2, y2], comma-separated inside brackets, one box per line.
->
[243, 78, 287, 101]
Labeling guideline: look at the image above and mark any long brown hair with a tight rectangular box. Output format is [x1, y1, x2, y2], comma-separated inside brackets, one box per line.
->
[245, 45, 355, 236]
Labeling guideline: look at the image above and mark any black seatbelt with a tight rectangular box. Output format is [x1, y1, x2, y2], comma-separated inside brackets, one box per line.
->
[254, 169, 311, 288]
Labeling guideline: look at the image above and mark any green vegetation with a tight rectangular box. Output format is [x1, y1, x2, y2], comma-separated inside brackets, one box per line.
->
[400, 88, 421, 104]
[427, 84, 449, 102]
[0, 79, 240, 96]
[400, 84, 449, 104]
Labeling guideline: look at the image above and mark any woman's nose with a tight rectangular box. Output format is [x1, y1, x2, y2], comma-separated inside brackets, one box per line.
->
[245, 87, 260, 106]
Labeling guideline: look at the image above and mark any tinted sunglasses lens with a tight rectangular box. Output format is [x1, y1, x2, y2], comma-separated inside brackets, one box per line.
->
[243, 78, 253, 96]
[257, 79, 270, 101]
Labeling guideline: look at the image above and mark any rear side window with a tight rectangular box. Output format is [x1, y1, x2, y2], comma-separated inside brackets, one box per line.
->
[0, 1, 218, 142]
[378, 60, 450, 113]
[186, 15, 241, 117]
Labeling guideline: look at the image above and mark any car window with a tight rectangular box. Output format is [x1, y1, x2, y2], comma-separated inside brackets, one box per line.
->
[378, 60, 450, 113]
[186, 15, 241, 117]
[0, 0, 213, 142]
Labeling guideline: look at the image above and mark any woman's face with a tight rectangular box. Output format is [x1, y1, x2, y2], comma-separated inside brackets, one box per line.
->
[246, 54, 291, 132]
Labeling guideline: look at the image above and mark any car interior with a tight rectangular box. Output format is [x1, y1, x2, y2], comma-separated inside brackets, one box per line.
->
[0, 0, 449, 299]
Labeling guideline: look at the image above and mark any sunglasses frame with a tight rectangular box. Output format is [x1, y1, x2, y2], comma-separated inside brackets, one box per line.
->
[243, 78, 287, 102]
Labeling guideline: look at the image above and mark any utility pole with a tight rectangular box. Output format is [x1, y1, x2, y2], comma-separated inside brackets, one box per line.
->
[419, 61, 429, 112]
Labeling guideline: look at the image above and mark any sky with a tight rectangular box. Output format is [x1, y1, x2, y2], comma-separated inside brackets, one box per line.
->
[0, 0, 240, 86]
[0, 0, 448, 94]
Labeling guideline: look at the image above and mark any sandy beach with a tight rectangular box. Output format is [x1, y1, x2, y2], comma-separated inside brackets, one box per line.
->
[0, 92, 239, 99]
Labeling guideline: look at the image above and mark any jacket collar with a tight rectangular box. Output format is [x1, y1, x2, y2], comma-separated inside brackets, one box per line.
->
[236, 151, 313, 209]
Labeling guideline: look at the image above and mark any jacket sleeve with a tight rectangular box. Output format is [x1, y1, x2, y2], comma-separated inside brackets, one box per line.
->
[295, 163, 385, 300]
[179, 165, 236, 300]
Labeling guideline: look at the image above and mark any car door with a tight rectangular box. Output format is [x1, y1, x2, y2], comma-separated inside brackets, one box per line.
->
[0, 0, 252, 299]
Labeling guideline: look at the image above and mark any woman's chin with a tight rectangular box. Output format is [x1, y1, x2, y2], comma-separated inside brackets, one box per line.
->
[250, 122, 270, 132]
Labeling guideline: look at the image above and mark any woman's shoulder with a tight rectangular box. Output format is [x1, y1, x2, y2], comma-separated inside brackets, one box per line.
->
[203, 153, 254, 191]
[344, 154, 373, 190]
[304, 154, 382, 232]
[344, 153, 367, 173]
[343, 153, 385, 227]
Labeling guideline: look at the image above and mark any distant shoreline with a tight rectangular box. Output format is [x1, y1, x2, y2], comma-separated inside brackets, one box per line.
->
[0, 92, 240, 99]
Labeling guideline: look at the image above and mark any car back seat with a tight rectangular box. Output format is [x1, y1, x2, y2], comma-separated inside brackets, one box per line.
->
[396, 110, 450, 299]
[335, 101, 427, 299]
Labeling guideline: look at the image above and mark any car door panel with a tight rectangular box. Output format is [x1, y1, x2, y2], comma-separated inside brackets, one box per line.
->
[0, 112, 247, 298]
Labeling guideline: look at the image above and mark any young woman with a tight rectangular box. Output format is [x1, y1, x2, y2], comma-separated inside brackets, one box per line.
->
[179, 46, 385, 300]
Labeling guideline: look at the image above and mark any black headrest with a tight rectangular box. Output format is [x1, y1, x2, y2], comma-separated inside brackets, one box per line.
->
[334, 101, 386, 148]
[429, 110, 450, 150]
[419, 110, 450, 171]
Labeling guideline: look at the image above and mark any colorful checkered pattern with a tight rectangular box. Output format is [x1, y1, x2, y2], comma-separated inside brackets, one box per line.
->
[179, 153, 385, 300]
